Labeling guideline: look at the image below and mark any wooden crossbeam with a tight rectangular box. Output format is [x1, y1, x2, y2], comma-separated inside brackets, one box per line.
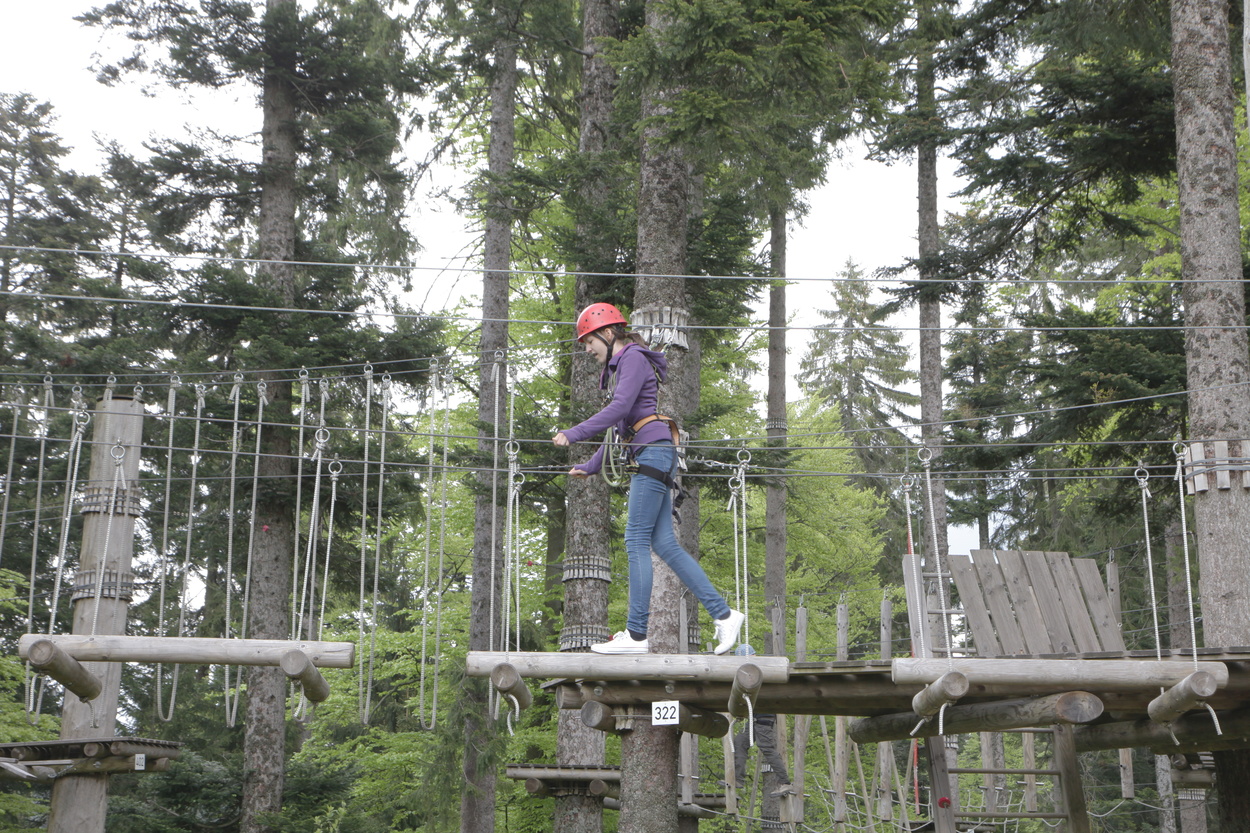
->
[18, 634, 355, 669]
[895, 658, 1229, 691]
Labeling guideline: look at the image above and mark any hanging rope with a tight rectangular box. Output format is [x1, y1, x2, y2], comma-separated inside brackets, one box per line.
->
[0, 386, 24, 570]
[296, 428, 330, 643]
[918, 448, 954, 669]
[503, 440, 525, 655]
[1172, 444, 1202, 674]
[223, 373, 245, 727]
[158, 383, 207, 722]
[357, 365, 374, 722]
[727, 447, 752, 647]
[901, 475, 927, 660]
[361, 373, 392, 724]
[290, 369, 310, 641]
[1136, 464, 1164, 664]
[488, 350, 504, 655]
[418, 365, 451, 730]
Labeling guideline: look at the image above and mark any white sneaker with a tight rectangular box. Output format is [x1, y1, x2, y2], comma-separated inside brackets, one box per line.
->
[591, 631, 649, 654]
[712, 609, 745, 655]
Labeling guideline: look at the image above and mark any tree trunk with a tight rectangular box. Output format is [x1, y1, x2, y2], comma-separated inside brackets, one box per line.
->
[554, 2, 620, 828]
[239, 4, 298, 830]
[1171, 0, 1250, 820]
[462, 11, 517, 833]
[916, 3, 949, 563]
[619, 3, 689, 826]
[765, 205, 788, 657]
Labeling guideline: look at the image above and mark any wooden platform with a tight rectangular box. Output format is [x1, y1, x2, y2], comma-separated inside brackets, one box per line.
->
[0, 737, 182, 782]
[465, 648, 1250, 752]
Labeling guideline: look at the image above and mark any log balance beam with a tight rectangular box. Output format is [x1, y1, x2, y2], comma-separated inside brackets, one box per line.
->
[464, 651, 789, 684]
[895, 658, 1230, 692]
[18, 634, 355, 668]
[850, 691, 1105, 743]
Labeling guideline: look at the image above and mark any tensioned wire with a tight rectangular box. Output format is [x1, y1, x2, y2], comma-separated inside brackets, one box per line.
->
[0, 286, 1225, 335]
[0, 242, 1216, 285]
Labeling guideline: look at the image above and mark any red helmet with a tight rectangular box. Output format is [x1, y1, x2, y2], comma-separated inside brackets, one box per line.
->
[575, 302, 627, 342]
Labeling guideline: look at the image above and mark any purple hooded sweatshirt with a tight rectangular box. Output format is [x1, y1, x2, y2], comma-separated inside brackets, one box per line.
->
[561, 342, 672, 475]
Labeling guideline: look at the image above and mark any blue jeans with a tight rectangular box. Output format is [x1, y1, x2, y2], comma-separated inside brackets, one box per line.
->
[624, 441, 731, 635]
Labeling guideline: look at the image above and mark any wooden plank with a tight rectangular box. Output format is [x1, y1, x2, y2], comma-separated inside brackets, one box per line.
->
[1043, 552, 1102, 653]
[948, 555, 1002, 656]
[1214, 440, 1231, 489]
[1071, 559, 1126, 651]
[894, 658, 1230, 689]
[970, 550, 1028, 656]
[1188, 443, 1206, 494]
[994, 551, 1054, 655]
[1020, 551, 1079, 653]
[19, 634, 355, 669]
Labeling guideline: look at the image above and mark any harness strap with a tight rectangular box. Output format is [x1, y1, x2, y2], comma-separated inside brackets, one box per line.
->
[634, 463, 688, 513]
[622, 414, 681, 446]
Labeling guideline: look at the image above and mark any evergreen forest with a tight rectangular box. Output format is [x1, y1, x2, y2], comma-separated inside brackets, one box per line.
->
[2, 0, 1250, 830]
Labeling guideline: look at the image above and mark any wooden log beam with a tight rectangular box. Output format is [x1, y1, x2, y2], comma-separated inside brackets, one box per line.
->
[280, 651, 331, 703]
[507, 765, 622, 782]
[1171, 768, 1215, 788]
[1147, 671, 1218, 725]
[18, 634, 355, 669]
[81, 740, 181, 760]
[589, 779, 619, 799]
[58, 755, 172, 777]
[25, 639, 102, 702]
[525, 778, 550, 797]
[465, 651, 788, 683]
[912, 671, 968, 717]
[1074, 708, 1250, 753]
[581, 701, 625, 734]
[490, 663, 533, 711]
[895, 658, 1229, 691]
[677, 704, 729, 738]
[850, 692, 1105, 744]
[601, 797, 715, 819]
[727, 663, 763, 719]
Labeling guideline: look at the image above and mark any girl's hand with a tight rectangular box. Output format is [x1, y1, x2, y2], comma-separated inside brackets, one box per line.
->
[553, 432, 570, 447]
[569, 468, 590, 478]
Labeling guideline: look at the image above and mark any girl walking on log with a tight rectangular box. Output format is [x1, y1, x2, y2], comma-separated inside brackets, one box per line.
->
[553, 302, 745, 655]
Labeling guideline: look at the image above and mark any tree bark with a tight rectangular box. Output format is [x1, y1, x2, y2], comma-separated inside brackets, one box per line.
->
[765, 205, 788, 656]
[1171, 0, 1250, 820]
[554, 2, 620, 829]
[619, 3, 690, 826]
[462, 11, 517, 832]
[239, 4, 298, 831]
[916, 2, 949, 564]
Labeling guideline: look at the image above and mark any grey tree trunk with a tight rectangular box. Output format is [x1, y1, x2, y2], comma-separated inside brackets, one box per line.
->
[462, 14, 517, 833]
[240, 4, 298, 829]
[916, 13, 949, 564]
[1170, 0, 1250, 820]
[619, 3, 690, 825]
[765, 205, 788, 657]
[554, 3, 619, 828]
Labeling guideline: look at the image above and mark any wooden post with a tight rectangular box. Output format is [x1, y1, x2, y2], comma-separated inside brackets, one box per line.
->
[1107, 558, 1136, 799]
[876, 598, 893, 824]
[793, 605, 809, 821]
[727, 663, 764, 719]
[834, 604, 849, 828]
[48, 396, 143, 833]
[1052, 724, 1091, 833]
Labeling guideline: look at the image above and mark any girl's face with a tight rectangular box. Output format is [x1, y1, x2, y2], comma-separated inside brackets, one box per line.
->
[583, 331, 612, 364]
